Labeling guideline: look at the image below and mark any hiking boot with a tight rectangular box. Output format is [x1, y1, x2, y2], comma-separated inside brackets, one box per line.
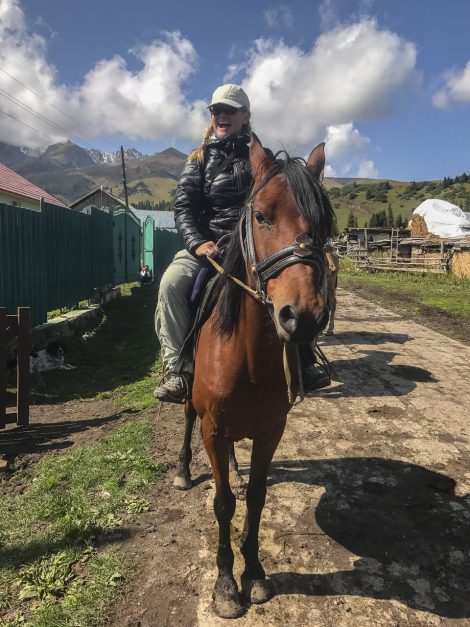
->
[154, 373, 193, 403]
[302, 363, 331, 393]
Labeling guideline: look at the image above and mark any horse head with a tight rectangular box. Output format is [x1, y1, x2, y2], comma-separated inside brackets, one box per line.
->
[248, 133, 335, 344]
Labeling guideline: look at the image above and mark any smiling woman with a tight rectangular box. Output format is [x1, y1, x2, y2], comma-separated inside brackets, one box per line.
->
[154, 83, 254, 403]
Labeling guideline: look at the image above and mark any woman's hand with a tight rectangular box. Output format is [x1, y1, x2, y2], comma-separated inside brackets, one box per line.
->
[195, 241, 219, 258]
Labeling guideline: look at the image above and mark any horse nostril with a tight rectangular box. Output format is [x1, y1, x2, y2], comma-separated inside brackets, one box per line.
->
[279, 305, 298, 334]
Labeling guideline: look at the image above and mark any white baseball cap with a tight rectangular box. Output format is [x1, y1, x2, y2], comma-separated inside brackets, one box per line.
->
[209, 84, 250, 110]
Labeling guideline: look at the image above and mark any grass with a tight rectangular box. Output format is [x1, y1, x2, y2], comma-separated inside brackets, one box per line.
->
[339, 259, 470, 319]
[0, 418, 162, 626]
[34, 282, 161, 409]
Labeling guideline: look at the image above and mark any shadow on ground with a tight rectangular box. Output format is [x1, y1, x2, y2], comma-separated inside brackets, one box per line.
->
[0, 408, 138, 463]
[268, 457, 470, 618]
[315, 348, 436, 399]
[28, 284, 160, 405]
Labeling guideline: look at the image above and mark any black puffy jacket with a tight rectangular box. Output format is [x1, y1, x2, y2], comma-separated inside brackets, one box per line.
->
[174, 133, 253, 254]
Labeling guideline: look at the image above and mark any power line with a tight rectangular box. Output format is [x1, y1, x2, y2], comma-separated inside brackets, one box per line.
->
[0, 108, 52, 142]
[0, 65, 118, 150]
[0, 87, 99, 150]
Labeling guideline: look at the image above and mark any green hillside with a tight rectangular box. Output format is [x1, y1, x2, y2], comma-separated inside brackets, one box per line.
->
[324, 175, 470, 230]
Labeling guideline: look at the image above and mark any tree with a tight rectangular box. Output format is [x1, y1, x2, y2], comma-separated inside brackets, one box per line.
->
[347, 209, 356, 228]
[387, 203, 394, 227]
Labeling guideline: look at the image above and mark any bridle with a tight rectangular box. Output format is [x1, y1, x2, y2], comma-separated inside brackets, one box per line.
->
[242, 161, 327, 306]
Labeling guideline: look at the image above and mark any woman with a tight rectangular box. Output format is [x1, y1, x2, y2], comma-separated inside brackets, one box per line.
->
[154, 84, 253, 402]
[154, 83, 330, 403]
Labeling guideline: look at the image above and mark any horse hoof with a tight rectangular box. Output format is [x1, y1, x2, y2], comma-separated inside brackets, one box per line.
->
[212, 589, 244, 618]
[173, 474, 192, 490]
[241, 577, 272, 604]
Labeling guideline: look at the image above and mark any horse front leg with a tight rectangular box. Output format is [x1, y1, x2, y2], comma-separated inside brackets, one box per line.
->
[229, 442, 246, 500]
[203, 427, 244, 618]
[173, 401, 197, 490]
[241, 419, 286, 604]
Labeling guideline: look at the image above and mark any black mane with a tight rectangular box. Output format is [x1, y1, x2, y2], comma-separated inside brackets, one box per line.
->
[211, 153, 336, 336]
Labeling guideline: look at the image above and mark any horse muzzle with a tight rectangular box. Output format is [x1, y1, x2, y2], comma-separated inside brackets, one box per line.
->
[276, 304, 329, 343]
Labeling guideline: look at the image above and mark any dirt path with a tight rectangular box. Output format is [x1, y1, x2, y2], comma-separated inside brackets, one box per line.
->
[109, 287, 470, 627]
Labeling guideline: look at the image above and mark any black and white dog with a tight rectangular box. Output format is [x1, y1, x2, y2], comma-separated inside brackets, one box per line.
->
[30, 341, 76, 373]
[7, 341, 75, 373]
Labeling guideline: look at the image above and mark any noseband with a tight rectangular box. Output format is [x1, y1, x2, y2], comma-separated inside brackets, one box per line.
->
[243, 162, 326, 305]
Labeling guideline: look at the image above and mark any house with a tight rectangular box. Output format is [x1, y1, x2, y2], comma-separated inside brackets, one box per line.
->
[0, 162, 68, 210]
[69, 187, 176, 229]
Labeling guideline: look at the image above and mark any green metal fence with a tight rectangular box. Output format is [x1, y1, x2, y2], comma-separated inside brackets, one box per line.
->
[153, 228, 183, 278]
[1, 200, 182, 327]
[0, 202, 114, 326]
[112, 207, 141, 284]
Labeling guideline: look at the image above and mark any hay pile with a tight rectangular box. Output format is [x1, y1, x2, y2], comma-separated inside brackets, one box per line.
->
[450, 251, 470, 279]
[410, 214, 430, 237]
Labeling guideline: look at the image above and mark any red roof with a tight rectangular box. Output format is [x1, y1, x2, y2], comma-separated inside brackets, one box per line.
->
[0, 162, 68, 208]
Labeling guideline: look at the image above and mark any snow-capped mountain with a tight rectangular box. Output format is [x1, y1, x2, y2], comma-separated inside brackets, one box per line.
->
[86, 147, 144, 165]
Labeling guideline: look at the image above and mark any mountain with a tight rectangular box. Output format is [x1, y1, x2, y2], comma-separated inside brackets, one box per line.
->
[0, 139, 186, 205]
[1, 139, 468, 228]
[0, 140, 41, 168]
[86, 146, 144, 166]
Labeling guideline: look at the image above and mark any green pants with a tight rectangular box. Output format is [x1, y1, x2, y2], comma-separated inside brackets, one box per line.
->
[155, 249, 204, 373]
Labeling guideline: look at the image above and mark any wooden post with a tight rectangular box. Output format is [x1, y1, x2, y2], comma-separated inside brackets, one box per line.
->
[16, 307, 30, 426]
[0, 307, 30, 428]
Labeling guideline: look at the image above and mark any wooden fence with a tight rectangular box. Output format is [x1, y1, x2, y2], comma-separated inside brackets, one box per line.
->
[0, 307, 30, 429]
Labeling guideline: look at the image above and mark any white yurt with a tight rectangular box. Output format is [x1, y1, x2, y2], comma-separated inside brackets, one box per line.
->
[412, 199, 470, 238]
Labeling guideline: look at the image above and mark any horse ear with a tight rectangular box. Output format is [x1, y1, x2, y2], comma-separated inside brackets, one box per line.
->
[307, 142, 325, 179]
[250, 132, 270, 177]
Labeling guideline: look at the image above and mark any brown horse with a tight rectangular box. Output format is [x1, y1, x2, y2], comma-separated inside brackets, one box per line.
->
[174, 134, 335, 618]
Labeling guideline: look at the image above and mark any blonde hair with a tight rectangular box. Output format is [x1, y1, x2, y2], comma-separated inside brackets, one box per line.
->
[188, 118, 252, 164]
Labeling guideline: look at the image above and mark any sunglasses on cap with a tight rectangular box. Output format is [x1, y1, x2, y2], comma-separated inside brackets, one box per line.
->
[209, 104, 242, 116]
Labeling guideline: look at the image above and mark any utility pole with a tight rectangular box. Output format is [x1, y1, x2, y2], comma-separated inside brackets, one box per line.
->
[120, 146, 129, 282]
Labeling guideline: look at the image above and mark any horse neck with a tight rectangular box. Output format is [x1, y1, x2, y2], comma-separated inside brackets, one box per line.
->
[238, 290, 284, 378]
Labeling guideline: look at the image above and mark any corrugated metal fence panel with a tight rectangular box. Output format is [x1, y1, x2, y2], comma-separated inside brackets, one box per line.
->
[42, 203, 94, 311]
[1, 202, 115, 325]
[0, 202, 47, 326]
[0, 203, 17, 317]
[16, 204, 47, 326]
[153, 229, 183, 277]
[91, 208, 114, 289]
[112, 211, 142, 285]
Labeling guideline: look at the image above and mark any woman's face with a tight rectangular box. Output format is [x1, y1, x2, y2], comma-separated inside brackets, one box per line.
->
[210, 104, 250, 138]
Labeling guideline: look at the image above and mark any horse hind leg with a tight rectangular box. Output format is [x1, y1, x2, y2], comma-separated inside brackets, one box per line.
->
[173, 401, 197, 490]
[241, 419, 286, 605]
[229, 442, 246, 500]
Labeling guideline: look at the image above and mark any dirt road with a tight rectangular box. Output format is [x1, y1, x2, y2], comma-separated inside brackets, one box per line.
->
[112, 287, 470, 627]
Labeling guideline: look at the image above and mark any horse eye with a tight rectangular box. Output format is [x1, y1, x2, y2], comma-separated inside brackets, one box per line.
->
[254, 211, 269, 225]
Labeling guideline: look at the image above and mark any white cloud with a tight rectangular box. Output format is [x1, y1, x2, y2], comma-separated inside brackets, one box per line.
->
[319, 0, 339, 31]
[0, 0, 417, 178]
[241, 19, 417, 172]
[433, 60, 470, 109]
[263, 5, 294, 30]
[357, 159, 378, 178]
[323, 123, 376, 176]
[0, 0, 205, 148]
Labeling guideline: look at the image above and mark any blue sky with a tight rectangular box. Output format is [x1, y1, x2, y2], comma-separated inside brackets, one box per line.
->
[1, 0, 469, 181]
